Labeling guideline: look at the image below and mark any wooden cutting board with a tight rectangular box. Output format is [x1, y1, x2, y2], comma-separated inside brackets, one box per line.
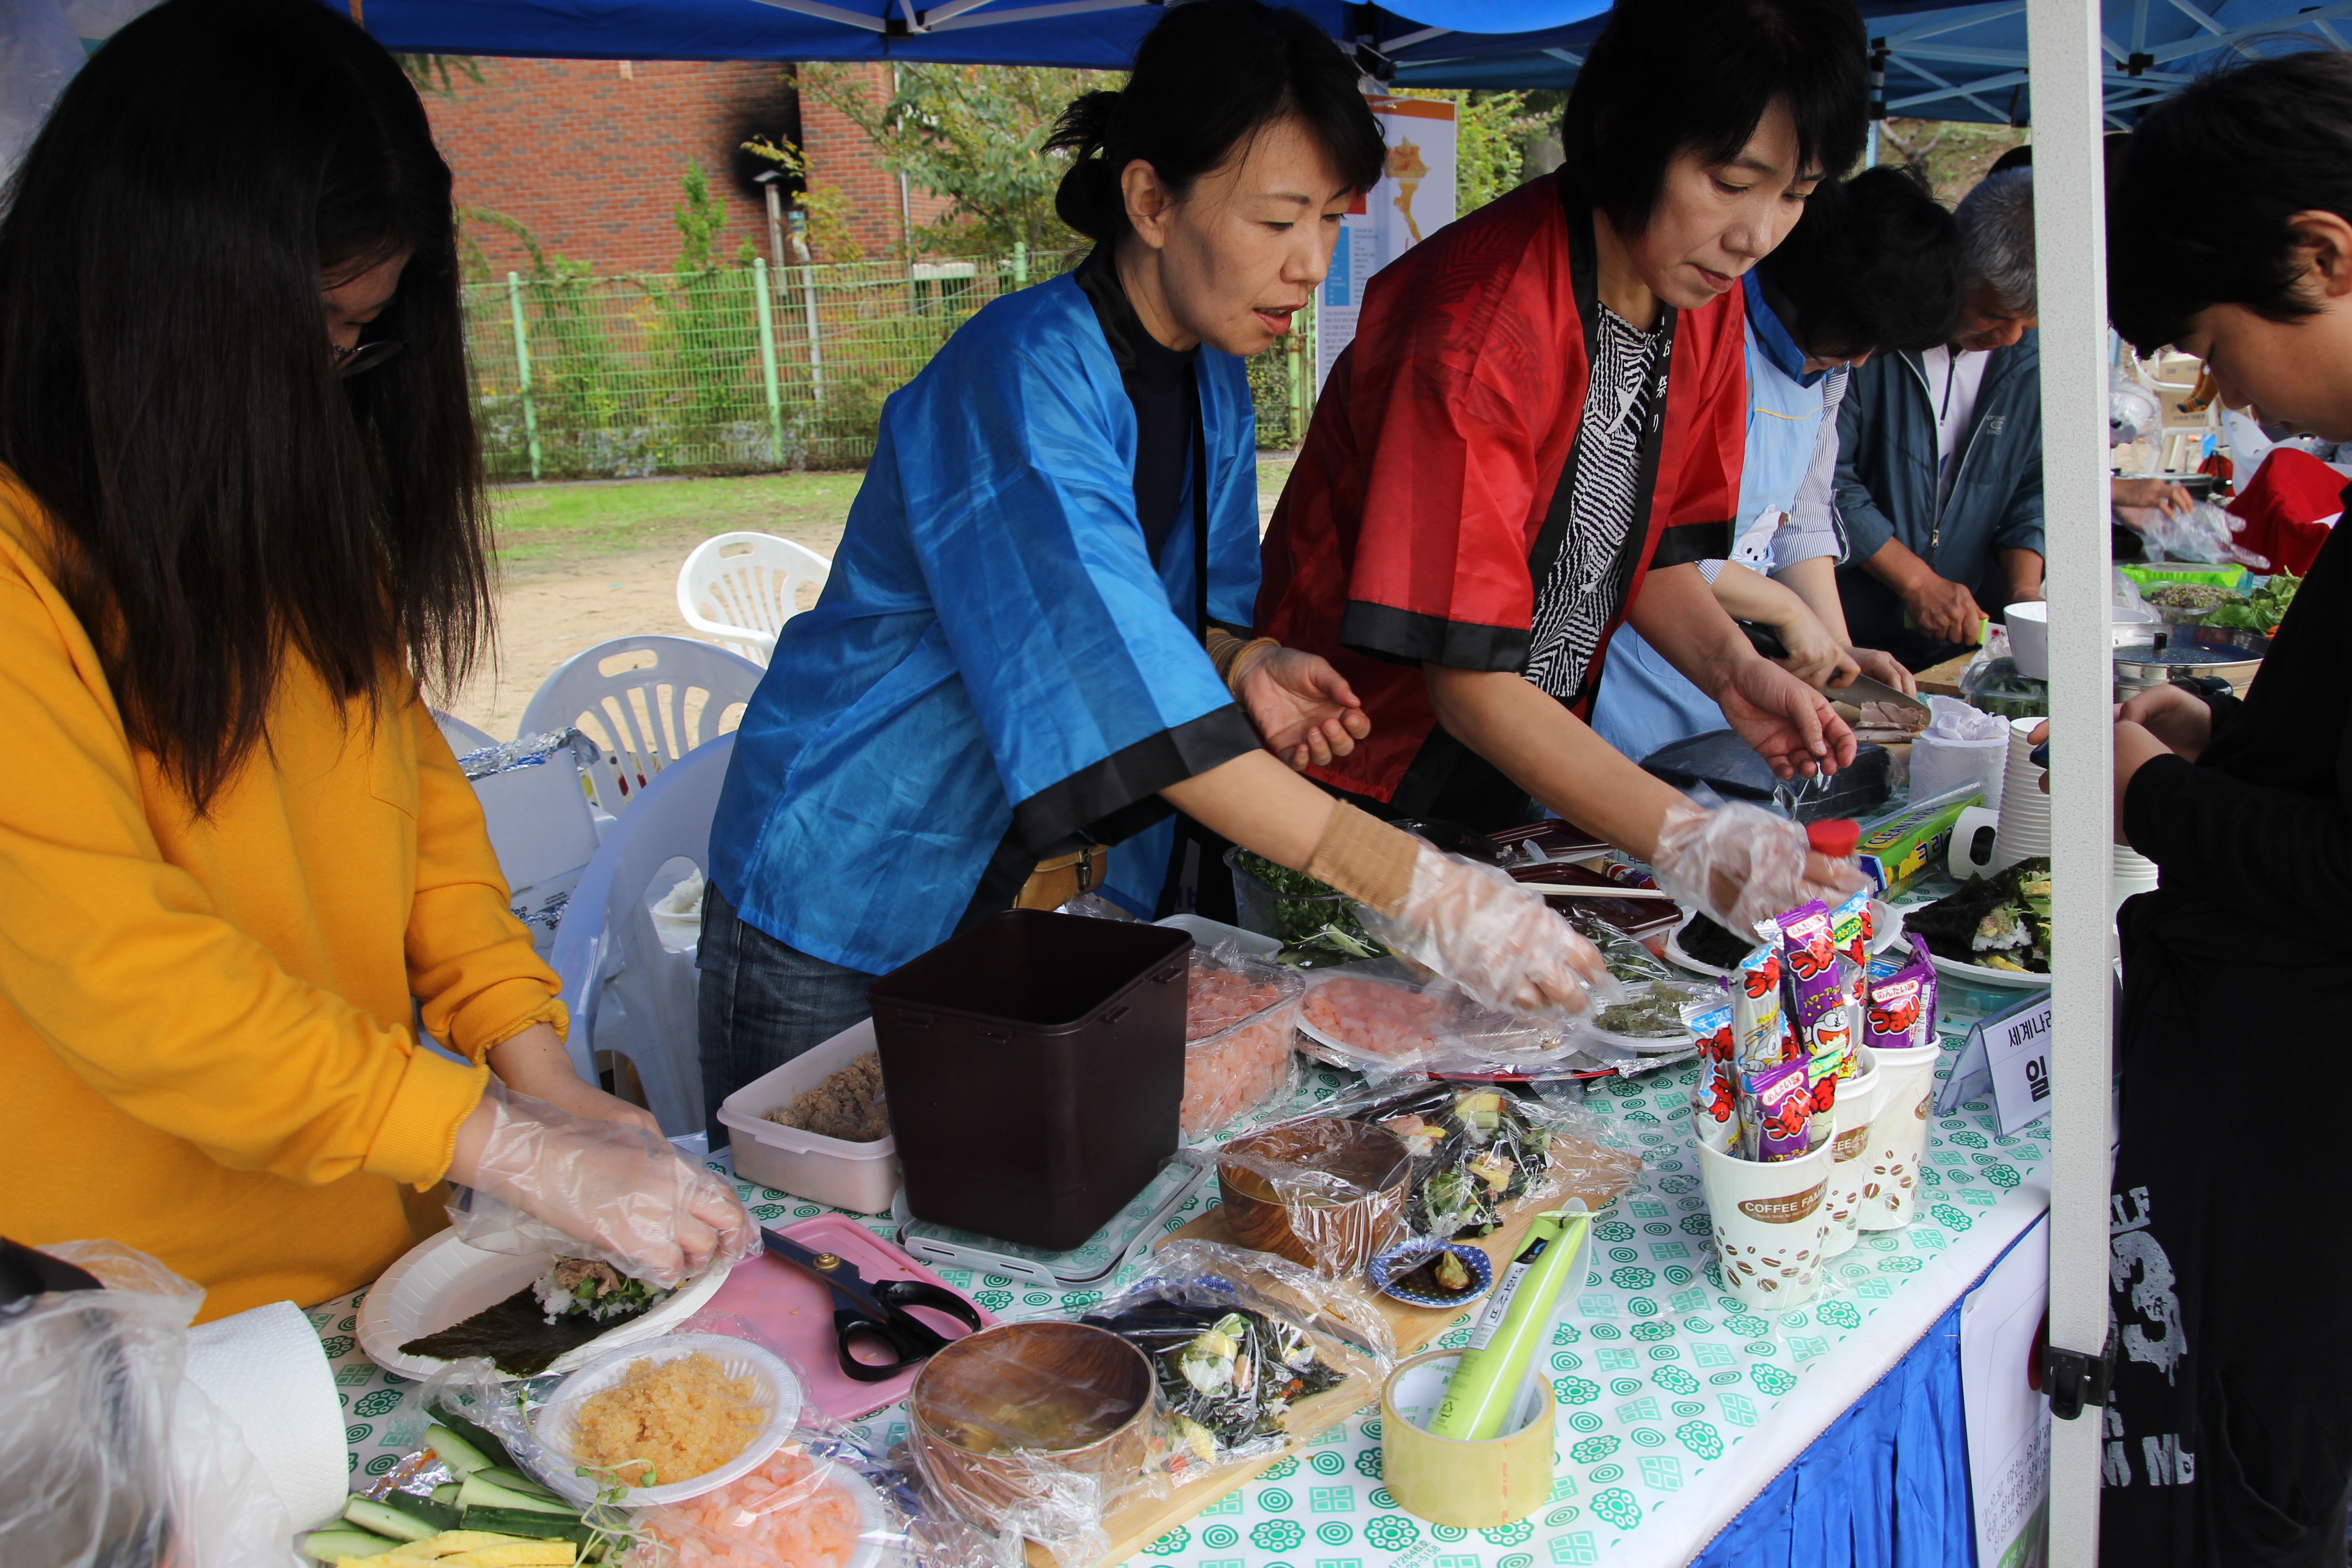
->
[1024, 1135, 1643, 1568]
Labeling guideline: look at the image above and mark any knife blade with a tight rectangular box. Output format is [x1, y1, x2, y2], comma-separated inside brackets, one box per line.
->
[1825, 673, 1931, 715]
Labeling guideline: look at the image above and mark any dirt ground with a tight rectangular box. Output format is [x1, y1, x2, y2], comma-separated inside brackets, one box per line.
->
[445, 455, 1299, 741]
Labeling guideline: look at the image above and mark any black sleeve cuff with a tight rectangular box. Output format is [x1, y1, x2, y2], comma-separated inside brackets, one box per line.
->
[2121, 751, 2196, 867]
[1339, 599, 1530, 672]
[1651, 519, 1734, 568]
[1010, 704, 1262, 854]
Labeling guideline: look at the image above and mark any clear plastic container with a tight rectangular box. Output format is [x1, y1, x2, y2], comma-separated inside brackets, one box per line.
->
[1181, 946, 1304, 1136]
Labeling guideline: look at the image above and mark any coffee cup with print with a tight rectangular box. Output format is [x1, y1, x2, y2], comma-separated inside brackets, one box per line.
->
[1695, 1116, 1838, 1312]
[1855, 1041, 1940, 1231]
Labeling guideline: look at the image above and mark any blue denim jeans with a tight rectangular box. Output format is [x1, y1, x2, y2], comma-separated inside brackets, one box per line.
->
[696, 886, 877, 1146]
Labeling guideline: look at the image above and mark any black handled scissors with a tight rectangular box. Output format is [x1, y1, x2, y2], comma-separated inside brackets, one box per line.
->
[761, 1229, 983, 1383]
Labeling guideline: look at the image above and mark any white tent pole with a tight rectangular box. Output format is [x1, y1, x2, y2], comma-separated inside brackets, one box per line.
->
[2025, 0, 2115, 1560]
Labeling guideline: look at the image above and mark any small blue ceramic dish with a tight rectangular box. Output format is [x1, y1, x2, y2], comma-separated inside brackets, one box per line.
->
[1369, 1239, 1494, 1308]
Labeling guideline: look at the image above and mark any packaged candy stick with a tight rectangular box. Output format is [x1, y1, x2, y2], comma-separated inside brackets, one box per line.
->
[1776, 900, 1846, 1068]
[1823, 888, 1873, 1079]
[1736, 1056, 1814, 1162]
[1729, 934, 1789, 1067]
[1683, 996, 1738, 1151]
[1864, 933, 1940, 1054]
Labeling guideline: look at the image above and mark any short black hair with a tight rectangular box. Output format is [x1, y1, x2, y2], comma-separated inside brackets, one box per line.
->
[1760, 165, 1964, 358]
[2109, 49, 2352, 353]
[1562, 0, 1870, 234]
[1050, 0, 1385, 242]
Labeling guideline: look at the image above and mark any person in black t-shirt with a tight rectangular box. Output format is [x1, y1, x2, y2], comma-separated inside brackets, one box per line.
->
[2086, 52, 2352, 1568]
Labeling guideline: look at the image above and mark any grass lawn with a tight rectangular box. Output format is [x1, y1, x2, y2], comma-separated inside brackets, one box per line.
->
[488, 454, 1301, 573]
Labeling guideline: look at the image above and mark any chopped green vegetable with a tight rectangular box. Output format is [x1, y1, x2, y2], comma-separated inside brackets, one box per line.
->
[2207, 570, 2298, 633]
[1235, 850, 1389, 956]
[342, 1498, 438, 1543]
[304, 1528, 401, 1562]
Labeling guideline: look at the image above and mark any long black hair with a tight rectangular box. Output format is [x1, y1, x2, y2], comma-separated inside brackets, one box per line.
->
[1049, 0, 1386, 242]
[1760, 165, 1964, 358]
[1563, 0, 1869, 234]
[0, 0, 488, 811]
[2109, 48, 2352, 353]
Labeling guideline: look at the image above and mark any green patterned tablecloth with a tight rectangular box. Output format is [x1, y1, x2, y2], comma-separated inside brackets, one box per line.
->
[313, 1039, 2048, 1568]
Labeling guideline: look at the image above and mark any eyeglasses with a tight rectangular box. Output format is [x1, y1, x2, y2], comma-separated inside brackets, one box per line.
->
[330, 339, 404, 378]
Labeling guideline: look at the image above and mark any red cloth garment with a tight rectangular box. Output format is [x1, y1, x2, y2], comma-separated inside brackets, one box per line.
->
[1257, 171, 1748, 808]
[2225, 446, 2343, 577]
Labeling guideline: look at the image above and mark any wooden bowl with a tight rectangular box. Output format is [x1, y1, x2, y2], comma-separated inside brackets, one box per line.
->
[907, 1321, 1157, 1535]
[1217, 1119, 1412, 1273]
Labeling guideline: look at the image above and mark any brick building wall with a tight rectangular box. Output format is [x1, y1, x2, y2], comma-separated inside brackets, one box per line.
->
[421, 58, 949, 275]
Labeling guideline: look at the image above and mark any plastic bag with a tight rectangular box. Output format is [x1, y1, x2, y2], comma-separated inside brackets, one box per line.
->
[1295, 960, 1590, 1085]
[1567, 914, 1676, 984]
[1215, 1085, 1643, 1276]
[1182, 942, 1305, 1138]
[381, 1333, 1000, 1568]
[2135, 499, 2248, 564]
[1078, 1240, 1394, 1479]
[1907, 696, 2011, 805]
[0, 1240, 293, 1568]
[905, 1321, 1170, 1568]
[455, 727, 596, 781]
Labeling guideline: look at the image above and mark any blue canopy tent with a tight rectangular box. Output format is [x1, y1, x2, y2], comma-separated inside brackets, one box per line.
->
[346, 0, 1613, 69]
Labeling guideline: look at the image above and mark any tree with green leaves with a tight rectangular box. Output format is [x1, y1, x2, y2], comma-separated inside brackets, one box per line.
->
[798, 63, 1107, 256]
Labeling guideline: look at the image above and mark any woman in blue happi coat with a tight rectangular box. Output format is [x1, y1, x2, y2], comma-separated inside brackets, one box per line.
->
[699, 0, 1612, 1133]
[1592, 167, 1962, 766]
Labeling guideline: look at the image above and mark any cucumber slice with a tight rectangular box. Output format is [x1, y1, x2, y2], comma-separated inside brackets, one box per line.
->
[480, 1465, 561, 1499]
[425, 1422, 500, 1476]
[461, 1507, 596, 1546]
[431, 1483, 461, 1506]
[342, 1497, 437, 1543]
[302, 1527, 399, 1562]
[380, 1492, 461, 1532]
[457, 1473, 577, 1516]
[428, 1406, 518, 1470]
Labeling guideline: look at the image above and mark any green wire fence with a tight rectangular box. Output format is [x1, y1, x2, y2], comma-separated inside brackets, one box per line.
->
[466, 248, 1318, 480]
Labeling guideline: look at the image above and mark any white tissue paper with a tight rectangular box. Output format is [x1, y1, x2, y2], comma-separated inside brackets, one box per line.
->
[183, 1301, 351, 1533]
[1908, 696, 2011, 806]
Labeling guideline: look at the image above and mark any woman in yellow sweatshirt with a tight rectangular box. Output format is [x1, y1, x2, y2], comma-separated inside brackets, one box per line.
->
[0, 0, 753, 1322]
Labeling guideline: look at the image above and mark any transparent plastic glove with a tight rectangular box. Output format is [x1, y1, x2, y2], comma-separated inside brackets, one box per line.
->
[446, 1081, 757, 1290]
[1648, 799, 1867, 932]
[1357, 847, 1614, 1017]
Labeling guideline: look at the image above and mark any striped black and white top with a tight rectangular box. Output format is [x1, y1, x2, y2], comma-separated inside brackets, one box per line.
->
[1523, 305, 1669, 701]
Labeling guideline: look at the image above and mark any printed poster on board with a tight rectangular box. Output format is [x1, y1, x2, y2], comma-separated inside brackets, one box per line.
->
[1315, 94, 1457, 394]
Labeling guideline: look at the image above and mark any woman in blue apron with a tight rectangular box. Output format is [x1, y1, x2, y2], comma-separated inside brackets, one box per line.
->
[1593, 167, 1963, 765]
[697, 0, 1612, 1134]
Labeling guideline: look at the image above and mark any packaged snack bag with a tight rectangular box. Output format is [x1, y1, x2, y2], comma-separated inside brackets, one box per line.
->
[1683, 996, 1738, 1150]
[1736, 1056, 1815, 1162]
[1729, 935, 1790, 1066]
[1864, 934, 1939, 1053]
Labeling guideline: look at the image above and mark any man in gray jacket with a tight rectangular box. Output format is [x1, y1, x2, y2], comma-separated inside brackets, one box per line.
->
[1834, 168, 2044, 670]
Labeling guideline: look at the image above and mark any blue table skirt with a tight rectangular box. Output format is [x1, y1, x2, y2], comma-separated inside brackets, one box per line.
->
[1691, 1301, 1972, 1568]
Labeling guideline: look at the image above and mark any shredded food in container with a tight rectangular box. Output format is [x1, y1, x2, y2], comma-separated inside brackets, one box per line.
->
[572, 1351, 764, 1486]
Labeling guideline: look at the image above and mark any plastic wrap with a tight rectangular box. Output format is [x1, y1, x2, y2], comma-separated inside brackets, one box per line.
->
[1650, 798, 1867, 933]
[1568, 915, 1676, 983]
[0, 1240, 292, 1568]
[1295, 960, 1591, 1084]
[368, 1341, 999, 1568]
[906, 1321, 1167, 1568]
[1359, 846, 1612, 1018]
[1216, 1086, 1642, 1276]
[449, 1080, 758, 1291]
[1181, 943, 1305, 1137]
[1078, 1240, 1392, 1479]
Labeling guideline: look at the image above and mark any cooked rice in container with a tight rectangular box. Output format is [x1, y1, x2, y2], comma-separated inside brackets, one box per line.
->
[572, 1350, 765, 1486]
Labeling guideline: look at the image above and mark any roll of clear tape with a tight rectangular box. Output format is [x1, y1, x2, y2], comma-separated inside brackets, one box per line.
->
[1379, 1350, 1554, 1529]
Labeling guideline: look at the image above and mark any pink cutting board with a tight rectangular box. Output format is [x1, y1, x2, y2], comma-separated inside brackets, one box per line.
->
[701, 1214, 995, 1421]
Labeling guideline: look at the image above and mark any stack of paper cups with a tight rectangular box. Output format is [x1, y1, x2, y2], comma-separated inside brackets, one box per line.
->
[2113, 843, 2159, 912]
[1855, 1041, 1941, 1230]
[1819, 1048, 1885, 1259]
[1991, 717, 2050, 866]
[1695, 1117, 1838, 1310]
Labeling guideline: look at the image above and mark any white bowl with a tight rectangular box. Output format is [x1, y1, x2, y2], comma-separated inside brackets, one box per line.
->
[534, 1333, 804, 1507]
[2005, 602, 2050, 679]
[357, 1231, 735, 1382]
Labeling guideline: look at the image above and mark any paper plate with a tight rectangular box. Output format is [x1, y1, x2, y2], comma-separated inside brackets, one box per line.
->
[1586, 980, 1714, 1055]
[357, 1229, 734, 1382]
[534, 1332, 802, 1507]
[1928, 952, 2052, 990]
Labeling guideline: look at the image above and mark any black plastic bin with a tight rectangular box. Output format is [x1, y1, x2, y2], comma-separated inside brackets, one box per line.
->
[868, 910, 1192, 1250]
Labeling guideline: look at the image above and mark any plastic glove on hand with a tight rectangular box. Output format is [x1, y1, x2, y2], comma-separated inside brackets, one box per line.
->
[1358, 846, 1615, 1018]
[1648, 799, 1866, 933]
[448, 1082, 757, 1290]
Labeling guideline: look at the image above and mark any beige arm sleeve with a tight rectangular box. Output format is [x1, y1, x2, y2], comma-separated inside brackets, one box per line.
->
[1303, 800, 1420, 919]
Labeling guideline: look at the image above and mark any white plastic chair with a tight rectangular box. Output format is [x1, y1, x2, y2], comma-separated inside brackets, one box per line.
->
[516, 634, 764, 815]
[432, 709, 500, 756]
[548, 732, 734, 1137]
[676, 532, 831, 664]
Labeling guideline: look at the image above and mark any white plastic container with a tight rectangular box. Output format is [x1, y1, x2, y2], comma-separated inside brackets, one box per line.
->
[534, 1333, 803, 1507]
[718, 1019, 901, 1214]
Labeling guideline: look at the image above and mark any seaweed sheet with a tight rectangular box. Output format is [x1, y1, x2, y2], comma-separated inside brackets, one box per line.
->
[399, 1284, 652, 1376]
[1905, 858, 2050, 970]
